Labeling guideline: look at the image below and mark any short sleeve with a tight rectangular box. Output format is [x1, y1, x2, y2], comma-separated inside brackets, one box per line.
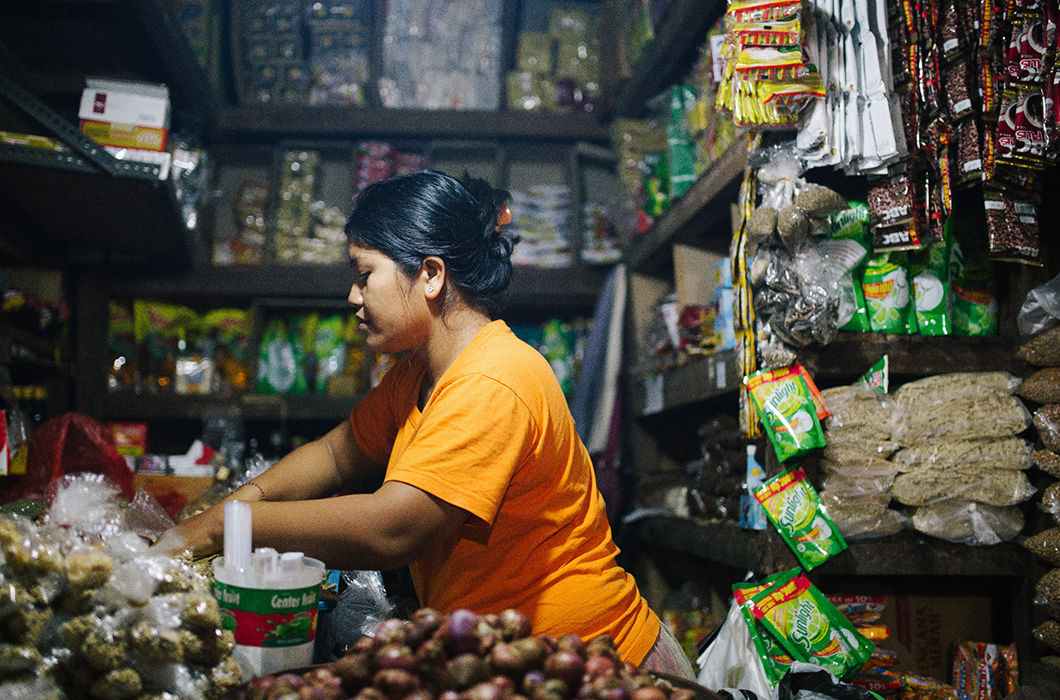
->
[349, 359, 416, 464]
[385, 373, 537, 526]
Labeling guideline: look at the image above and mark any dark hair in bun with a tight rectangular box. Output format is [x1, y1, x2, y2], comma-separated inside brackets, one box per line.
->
[345, 169, 516, 318]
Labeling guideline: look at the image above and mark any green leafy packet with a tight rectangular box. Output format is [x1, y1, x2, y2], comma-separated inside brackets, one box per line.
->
[948, 237, 998, 337]
[748, 567, 875, 681]
[745, 366, 827, 462]
[860, 252, 917, 334]
[733, 580, 797, 686]
[910, 239, 951, 336]
[856, 355, 889, 395]
[753, 466, 847, 570]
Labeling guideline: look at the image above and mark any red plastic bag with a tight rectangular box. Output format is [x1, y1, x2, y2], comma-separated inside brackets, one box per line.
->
[0, 412, 134, 505]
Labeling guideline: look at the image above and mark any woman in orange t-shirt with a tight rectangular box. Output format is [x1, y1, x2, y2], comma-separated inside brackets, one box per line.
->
[160, 170, 693, 677]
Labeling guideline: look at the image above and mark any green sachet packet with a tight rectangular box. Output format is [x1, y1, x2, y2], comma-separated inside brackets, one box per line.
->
[733, 581, 797, 686]
[861, 252, 917, 334]
[745, 366, 827, 462]
[754, 466, 846, 570]
[748, 567, 875, 681]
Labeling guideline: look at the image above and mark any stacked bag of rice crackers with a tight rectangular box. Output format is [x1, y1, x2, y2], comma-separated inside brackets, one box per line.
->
[1011, 326, 1060, 664]
[819, 367, 1036, 547]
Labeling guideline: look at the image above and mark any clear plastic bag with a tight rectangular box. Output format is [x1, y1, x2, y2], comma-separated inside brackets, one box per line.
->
[314, 569, 393, 662]
[1018, 271, 1060, 336]
[912, 498, 1024, 545]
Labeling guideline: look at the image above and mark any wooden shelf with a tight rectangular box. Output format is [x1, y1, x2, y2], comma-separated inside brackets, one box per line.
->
[103, 263, 610, 316]
[798, 333, 1021, 383]
[219, 106, 611, 143]
[610, 0, 727, 118]
[633, 514, 1034, 578]
[97, 392, 359, 423]
[625, 134, 749, 276]
[630, 351, 739, 417]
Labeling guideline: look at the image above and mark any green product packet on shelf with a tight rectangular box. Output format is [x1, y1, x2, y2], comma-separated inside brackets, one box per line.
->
[733, 581, 797, 685]
[949, 238, 998, 337]
[748, 568, 875, 681]
[837, 269, 872, 332]
[745, 366, 826, 462]
[910, 241, 951, 336]
[754, 466, 846, 570]
[857, 355, 889, 395]
[861, 252, 917, 334]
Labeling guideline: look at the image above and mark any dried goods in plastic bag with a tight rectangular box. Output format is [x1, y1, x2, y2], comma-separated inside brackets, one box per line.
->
[1016, 368, 1060, 405]
[1033, 450, 1060, 479]
[891, 394, 1031, 446]
[910, 499, 1024, 545]
[1023, 527, 1060, 566]
[892, 437, 1032, 472]
[892, 371, 1020, 409]
[1042, 482, 1060, 526]
[1018, 326, 1060, 367]
[1036, 404, 1060, 452]
[891, 468, 1036, 507]
[1035, 619, 1060, 654]
[1017, 271, 1060, 337]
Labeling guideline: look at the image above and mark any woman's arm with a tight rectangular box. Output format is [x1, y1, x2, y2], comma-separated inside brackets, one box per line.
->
[156, 419, 387, 557]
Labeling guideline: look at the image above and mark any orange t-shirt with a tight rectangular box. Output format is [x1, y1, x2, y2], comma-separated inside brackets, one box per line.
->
[350, 320, 659, 664]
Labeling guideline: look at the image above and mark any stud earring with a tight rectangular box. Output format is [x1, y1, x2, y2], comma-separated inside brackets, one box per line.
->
[426, 286, 434, 294]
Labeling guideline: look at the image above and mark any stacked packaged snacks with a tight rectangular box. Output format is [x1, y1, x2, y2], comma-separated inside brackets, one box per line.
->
[305, 0, 372, 105]
[256, 312, 370, 397]
[272, 150, 348, 265]
[715, 0, 825, 130]
[239, 0, 371, 106]
[508, 7, 600, 113]
[214, 179, 269, 266]
[352, 141, 427, 196]
[508, 184, 573, 268]
[378, 0, 501, 110]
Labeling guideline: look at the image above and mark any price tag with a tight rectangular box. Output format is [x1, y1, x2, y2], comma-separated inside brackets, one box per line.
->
[643, 373, 664, 415]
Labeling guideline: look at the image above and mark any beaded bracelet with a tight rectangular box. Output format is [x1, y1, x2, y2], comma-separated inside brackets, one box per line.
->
[245, 480, 266, 501]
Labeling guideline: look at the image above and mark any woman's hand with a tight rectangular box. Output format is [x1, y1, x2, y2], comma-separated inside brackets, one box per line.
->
[152, 503, 225, 558]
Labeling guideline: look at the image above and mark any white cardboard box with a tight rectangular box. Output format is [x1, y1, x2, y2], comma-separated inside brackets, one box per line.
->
[78, 78, 171, 151]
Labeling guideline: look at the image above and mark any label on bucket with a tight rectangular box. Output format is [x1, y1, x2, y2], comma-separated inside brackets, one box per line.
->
[214, 580, 320, 647]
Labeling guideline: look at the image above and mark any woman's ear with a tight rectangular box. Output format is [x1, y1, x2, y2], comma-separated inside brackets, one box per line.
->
[421, 256, 445, 299]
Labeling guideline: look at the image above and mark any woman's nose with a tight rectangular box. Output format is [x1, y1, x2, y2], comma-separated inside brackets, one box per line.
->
[348, 285, 362, 307]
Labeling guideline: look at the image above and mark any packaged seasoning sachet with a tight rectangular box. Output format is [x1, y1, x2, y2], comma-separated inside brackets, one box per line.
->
[748, 568, 875, 681]
[745, 366, 827, 462]
[754, 466, 846, 569]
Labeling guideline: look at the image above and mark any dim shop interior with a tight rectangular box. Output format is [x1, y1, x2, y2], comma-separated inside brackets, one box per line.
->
[1, 1, 1060, 698]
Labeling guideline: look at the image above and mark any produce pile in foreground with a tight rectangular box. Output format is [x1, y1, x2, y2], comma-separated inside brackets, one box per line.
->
[244, 608, 704, 700]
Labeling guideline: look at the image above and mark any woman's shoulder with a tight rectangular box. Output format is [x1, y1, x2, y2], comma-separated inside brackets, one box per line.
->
[460, 321, 556, 384]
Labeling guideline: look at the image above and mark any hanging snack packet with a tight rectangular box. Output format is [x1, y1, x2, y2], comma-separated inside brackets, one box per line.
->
[754, 466, 846, 569]
[949, 238, 998, 337]
[745, 365, 827, 462]
[733, 580, 797, 686]
[748, 567, 875, 681]
[861, 252, 917, 334]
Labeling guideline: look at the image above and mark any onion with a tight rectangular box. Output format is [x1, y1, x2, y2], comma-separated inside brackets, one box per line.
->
[445, 652, 490, 689]
[521, 669, 546, 695]
[544, 650, 585, 689]
[631, 687, 668, 700]
[490, 641, 528, 676]
[375, 643, 418, 672]
[498, 608, 533, 641]
[373, 668, 420, 700]
[373, 617, 409, 645]
[331, 651, 373, 693]
[555, 634, 586, 658]
[465, 680, 505, 700]
[439, 609, 481, 655]
[583, 654, 616, 679]
[354, 687, 388, 700]
[510, 636, 549, 669]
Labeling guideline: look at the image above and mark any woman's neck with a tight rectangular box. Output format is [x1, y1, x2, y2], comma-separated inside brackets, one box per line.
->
[418, 308, 492, 407]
